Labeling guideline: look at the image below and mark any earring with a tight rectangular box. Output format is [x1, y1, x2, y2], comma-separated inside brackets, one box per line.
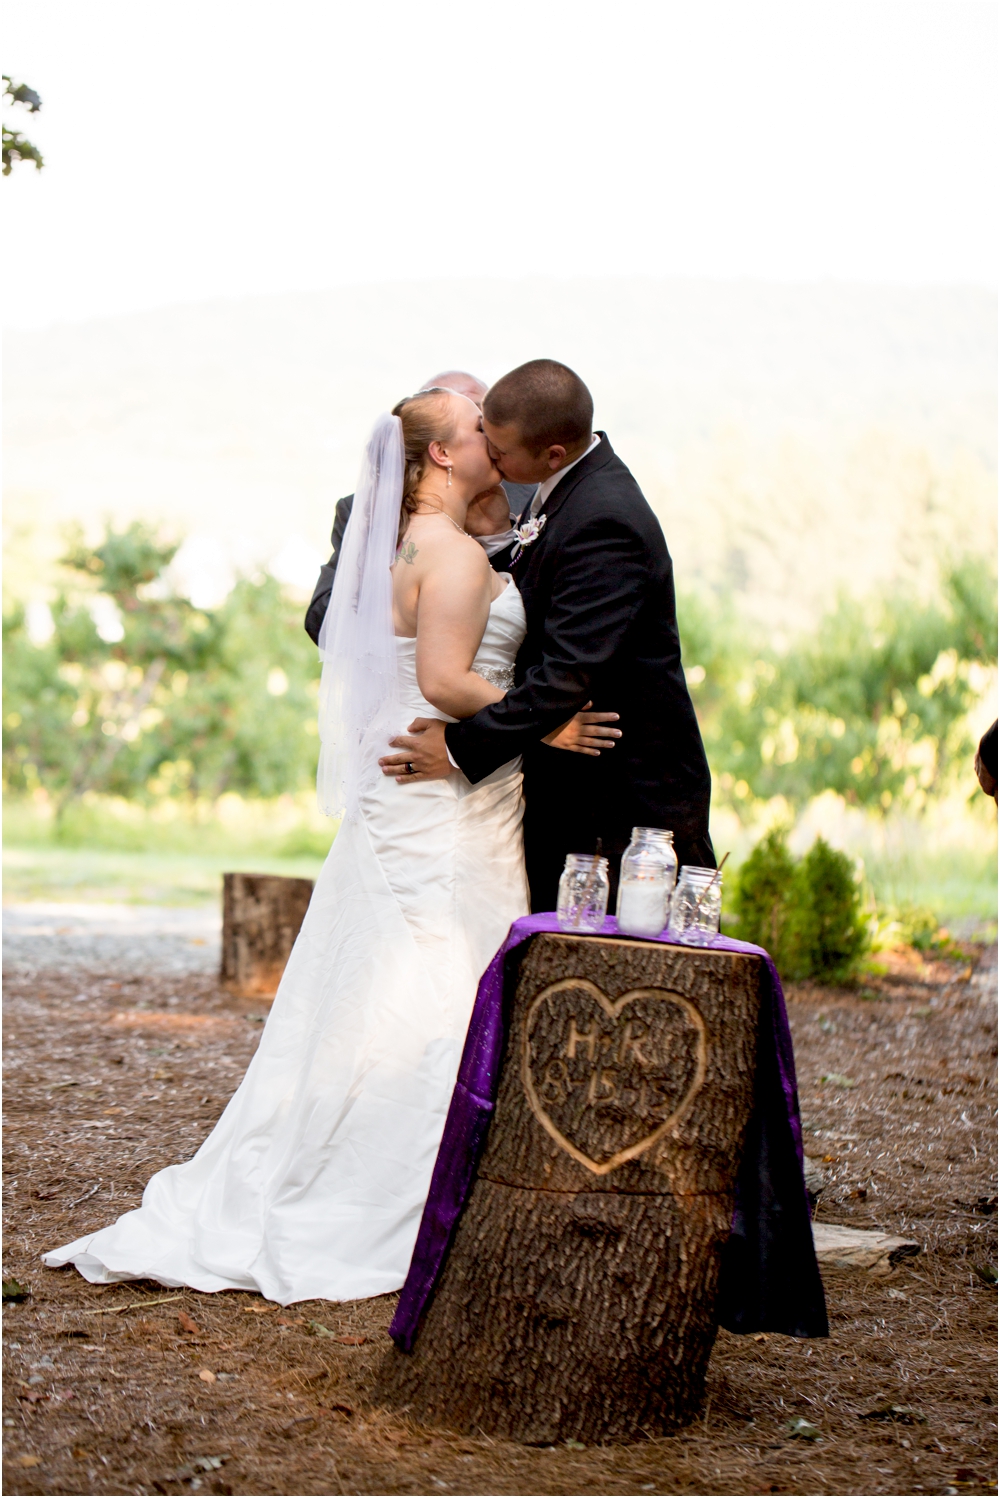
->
[446, 466, 452, 488]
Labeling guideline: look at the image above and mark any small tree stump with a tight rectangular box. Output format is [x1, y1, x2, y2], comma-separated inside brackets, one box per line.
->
[377, 933, 764, 1444]
[220, 872, 314, 998]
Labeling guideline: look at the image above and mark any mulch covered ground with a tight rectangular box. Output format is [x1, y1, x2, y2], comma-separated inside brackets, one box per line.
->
[3, 942, 996, 1496]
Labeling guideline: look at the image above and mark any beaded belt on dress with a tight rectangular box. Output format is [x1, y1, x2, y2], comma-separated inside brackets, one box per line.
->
[476, 664, 515, 690]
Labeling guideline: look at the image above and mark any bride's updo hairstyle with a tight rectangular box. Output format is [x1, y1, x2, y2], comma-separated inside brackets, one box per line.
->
[391, 388, 457, 537]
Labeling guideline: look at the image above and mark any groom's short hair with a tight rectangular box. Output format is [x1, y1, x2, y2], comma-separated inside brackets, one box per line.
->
[484, 359, 593, 454]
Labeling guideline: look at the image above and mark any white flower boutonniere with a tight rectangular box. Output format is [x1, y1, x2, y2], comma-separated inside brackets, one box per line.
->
[512, 512, 547, 561]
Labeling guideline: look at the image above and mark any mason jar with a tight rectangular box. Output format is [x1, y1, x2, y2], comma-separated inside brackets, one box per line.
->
[667, 865, 722, 943]
[556, 854, 610, 934]
[615, 827, 678, 938]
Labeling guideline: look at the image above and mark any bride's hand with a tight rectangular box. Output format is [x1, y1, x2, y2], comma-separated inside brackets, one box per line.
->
[464, 486, 512, 538]
[542, 702, 621, 756]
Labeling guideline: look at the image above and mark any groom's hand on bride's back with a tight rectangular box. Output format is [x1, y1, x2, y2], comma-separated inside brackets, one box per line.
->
[543, 703, 621, 756]
[379, 718, 453, 782]
[380, 704, 622, 781]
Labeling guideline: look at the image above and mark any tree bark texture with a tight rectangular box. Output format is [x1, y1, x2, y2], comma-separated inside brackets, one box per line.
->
[377, 933, 763, 1443]
[220, 872, 314, 998]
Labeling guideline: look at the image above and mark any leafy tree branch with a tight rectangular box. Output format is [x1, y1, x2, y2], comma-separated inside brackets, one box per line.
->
[3, 75, 43, 175]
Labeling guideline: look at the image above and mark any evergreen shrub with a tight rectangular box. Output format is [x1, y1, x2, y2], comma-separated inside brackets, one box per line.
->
[732, 829, 869, 983]
[729, 829, 796, 958]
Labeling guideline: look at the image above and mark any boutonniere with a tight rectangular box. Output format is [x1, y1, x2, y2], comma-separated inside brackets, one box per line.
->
[512, 512, 547, 560]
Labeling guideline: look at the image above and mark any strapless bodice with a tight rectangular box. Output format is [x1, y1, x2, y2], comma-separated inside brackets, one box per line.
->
[395, 575, 526, 719]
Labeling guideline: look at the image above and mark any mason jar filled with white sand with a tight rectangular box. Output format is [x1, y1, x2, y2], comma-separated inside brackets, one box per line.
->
[615, 827, 678, 938]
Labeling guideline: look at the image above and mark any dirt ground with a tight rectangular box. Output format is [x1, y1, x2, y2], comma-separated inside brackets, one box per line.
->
[3, 939, 996, 1497]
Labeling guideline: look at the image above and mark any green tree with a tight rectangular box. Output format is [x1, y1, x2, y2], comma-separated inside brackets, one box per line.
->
[785, 838, 869, 983]
[706, 557, 997, 811]
[731, 829, 868, 982]
[730, 828, 797, 958]
[3, 76, 43, 175]
[676, 588, 751, 727]
[147, 574, 321, 801]
[3, 523, 321, 821]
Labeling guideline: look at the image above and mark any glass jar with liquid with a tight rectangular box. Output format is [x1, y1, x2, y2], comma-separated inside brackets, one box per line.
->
[615, 827, 678, 938]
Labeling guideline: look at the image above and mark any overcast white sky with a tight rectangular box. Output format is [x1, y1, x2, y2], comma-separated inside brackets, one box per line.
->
[3, 0, 997, 328]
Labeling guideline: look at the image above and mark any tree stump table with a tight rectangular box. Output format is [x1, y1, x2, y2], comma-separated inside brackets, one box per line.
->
[220, 872, 314, 998]
[377, 932, 764, 1444]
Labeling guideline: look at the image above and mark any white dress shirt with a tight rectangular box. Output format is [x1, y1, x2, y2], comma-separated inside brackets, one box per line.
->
[476, 527, 518, 558]
[529, 432, 601, 518]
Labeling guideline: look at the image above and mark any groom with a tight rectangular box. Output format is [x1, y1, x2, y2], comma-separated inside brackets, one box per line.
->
[380, 359, 714, 911]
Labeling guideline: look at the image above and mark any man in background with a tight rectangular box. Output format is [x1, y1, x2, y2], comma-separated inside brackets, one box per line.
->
[304, 370, 535, 644]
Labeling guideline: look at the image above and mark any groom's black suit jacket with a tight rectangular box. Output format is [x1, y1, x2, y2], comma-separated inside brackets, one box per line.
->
[445, 433, 714, 912]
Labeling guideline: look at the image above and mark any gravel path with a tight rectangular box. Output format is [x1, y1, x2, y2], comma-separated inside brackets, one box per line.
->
[2, 903, 221, 980]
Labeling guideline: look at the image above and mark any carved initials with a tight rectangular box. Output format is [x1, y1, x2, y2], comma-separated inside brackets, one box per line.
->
[522, 979, 709, 1176]
[564, 1016, 598, 1061]
[538, 1059, 571, 1104]
[586, 1068, 619, 1104]
[617, 1018, 650, 1067]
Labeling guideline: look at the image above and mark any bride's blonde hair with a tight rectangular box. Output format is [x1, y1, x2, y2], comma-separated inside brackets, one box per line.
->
[391, 388, 458, 540]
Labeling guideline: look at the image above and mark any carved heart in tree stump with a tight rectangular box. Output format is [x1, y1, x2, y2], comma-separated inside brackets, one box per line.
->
[376, 936, 764, 1444]
[521, 978, 708, 1176]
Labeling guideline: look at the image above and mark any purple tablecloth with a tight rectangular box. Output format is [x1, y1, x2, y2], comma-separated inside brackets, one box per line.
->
[390, 914, 828, 1351]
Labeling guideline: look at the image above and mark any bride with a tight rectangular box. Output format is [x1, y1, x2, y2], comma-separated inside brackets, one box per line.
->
[43, 389, 605, 1305]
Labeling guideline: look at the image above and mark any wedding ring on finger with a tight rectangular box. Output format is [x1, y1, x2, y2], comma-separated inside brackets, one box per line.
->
[405, 762, 415, 775]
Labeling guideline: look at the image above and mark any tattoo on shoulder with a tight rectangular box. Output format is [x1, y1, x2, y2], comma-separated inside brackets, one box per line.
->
[397, 541, 418, 565]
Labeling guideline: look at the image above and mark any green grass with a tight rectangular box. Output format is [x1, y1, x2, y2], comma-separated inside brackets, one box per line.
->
[714, 797, 997, 943]
[2, 845, 329, 906]
[862, 844, 997, 937]
[2, 795, 334, 905]
[3, 795, 996, 937]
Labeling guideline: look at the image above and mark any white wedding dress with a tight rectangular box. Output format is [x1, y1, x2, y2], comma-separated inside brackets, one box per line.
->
[44, 579, 529, 1305]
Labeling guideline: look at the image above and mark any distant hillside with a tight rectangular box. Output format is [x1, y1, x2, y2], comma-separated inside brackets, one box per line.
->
[4, 277, 996, 631]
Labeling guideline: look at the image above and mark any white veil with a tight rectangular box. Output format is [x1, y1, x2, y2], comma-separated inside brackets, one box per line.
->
[316, 411, 404, 820]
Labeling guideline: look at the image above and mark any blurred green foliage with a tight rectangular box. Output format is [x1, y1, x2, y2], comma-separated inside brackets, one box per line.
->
[679, 555, 997, 812]
[874, 901, 962, 955]
[3, 525, 995, 855]
[3, 523, 321, 821]
[3, 75, 44, 176]
[732, 829, 869, 982]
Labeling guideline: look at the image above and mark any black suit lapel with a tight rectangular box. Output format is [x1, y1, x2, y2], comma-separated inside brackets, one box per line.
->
[510, 434, 614, 575]
[540, 432, 614, 525]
